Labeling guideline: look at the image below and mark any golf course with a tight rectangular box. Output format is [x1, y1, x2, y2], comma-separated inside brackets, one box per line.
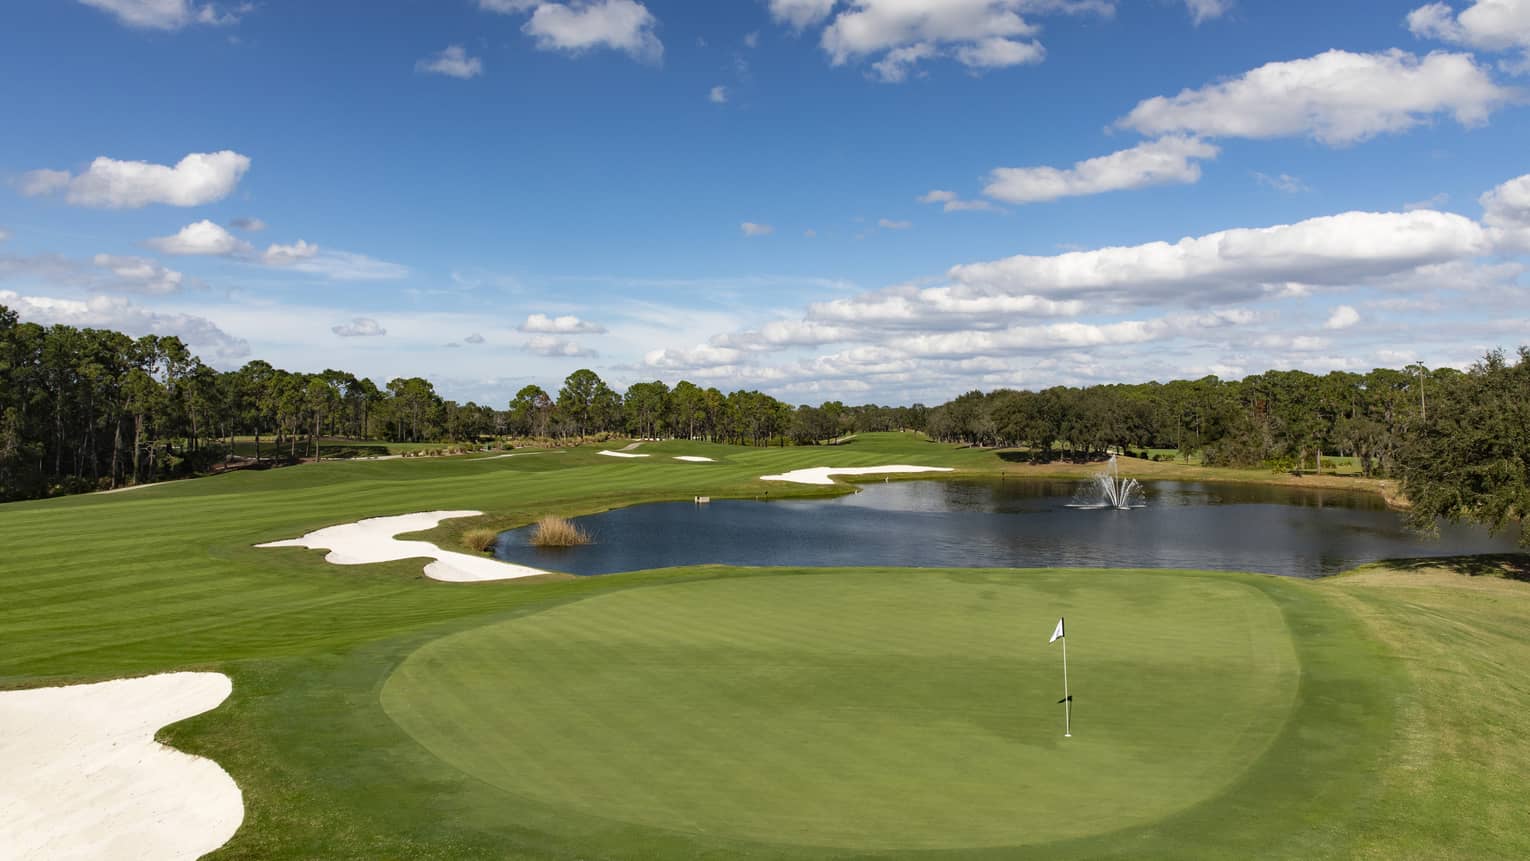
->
[2, 433, 1527, 859]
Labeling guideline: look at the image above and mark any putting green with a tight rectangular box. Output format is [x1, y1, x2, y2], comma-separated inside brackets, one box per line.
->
[382, 570, 1301, 850]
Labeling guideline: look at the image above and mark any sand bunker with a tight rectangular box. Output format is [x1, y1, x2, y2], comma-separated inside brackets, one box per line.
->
[0, 672, 243, 860]
[598, 451, 649, 459]
[257, 511, 549, 582]
[674, 456, 716, 463]
[760, 465, 955, 486]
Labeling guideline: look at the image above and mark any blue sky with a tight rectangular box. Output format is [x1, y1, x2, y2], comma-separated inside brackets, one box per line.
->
[2, 0, 1528, 405]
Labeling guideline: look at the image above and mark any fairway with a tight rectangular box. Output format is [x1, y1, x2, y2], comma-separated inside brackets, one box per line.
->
[382, 570, 1299, 850]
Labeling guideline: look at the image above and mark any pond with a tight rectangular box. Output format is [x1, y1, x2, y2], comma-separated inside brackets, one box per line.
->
[492, 478, 1520, 578]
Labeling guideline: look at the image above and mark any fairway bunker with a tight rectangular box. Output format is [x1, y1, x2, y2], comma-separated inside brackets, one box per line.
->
[257, 511, 550, 581]
[0, 673, 243, 860]
[760, 464, 955, 485]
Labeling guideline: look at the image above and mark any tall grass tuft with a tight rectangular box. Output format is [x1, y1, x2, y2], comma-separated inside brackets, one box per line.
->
[463, 528, 499, 553]
[530, 516, 591, 547]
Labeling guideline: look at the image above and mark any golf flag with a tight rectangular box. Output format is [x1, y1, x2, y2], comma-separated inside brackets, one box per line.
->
[1049, 617, 1065, 644]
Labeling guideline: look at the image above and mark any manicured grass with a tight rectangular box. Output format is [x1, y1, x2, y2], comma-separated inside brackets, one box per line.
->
[382, 570, 1302, 850]
[0, 432, 1525, 858]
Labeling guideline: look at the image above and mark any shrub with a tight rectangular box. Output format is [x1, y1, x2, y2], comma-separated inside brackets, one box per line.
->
[530, 516, 591, 547]
[463, 528, 499, 553]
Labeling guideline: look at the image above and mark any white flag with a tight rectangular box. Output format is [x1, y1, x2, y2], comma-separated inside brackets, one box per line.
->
[1049, 617, 1065, 644]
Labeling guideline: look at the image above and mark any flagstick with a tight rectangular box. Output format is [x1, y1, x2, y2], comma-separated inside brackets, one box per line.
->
[1062, 630, 1072, 738]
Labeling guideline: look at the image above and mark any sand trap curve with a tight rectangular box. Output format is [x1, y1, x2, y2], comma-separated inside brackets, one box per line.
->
[760, 465, 955, 485]
[674, 456, 715, 462]
[257, 511, 549, 581]
[0, 672, 243, 860]
[598, 451, 649, 459]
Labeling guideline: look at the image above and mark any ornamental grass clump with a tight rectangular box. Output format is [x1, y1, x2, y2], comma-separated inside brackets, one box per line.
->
[530, 516, 591, 548]
[463, 528, 499, 553]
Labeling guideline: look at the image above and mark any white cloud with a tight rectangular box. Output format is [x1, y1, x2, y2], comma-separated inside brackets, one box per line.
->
[479, 0, 540, 11]
[526, 335, 598, 357]
[282, 250, 408, 281]
[741, 221, 775, 236]
[779, 0, 1092, 82]
[519, 313, 607, 334]
[332, 317, 387, 337]
[416, 45, 484, 79]
[1405, 192, 1451, 210]
[949, 209, 1492, 305]
[0, 289, 249, 358]
[1324, 305, 1361, 329]
[260, 240, 319, 266]
[768, 0, 836, 29]
[147, 220, 251, 256]
[90, 255, 191, 295]
[709, 85, 729, 103]
[1481, 172, 1530, 249]
[919, 189, 1002, 212]
[1253, 172, 1311, 193]
[465, 333, 487, 344]
[984, 136, 1219, 204]
[1409, 0, 1530, 69]
[78, 0, 250, 30]
[1118, 49, 1512, 145]
[228, 217, 266, 232]
[1184, 0, 1231, 24]
[20, 151, 251, 209]
[0, 228, 9, 243]
[523, 0, 663, 63]
[878, 218, 913, 230]
[17, 170, 70, 198]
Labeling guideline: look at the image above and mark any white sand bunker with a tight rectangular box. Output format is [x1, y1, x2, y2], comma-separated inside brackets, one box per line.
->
[0, 672, 243, 860]
[257, 511, 549, 582]
[674, 456, 716, 463]
[598, 450, 649, 459]
[760, 465, 955, 486]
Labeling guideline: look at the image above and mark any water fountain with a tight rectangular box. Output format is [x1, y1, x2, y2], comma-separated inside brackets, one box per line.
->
[1067, 454, 1145, 510]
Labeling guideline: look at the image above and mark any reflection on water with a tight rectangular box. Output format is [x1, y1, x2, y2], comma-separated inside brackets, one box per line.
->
[494, 479, 1519, 578]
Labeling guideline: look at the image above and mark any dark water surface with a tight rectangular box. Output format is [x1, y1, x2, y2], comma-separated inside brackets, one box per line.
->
[493, 478, 1519, 578]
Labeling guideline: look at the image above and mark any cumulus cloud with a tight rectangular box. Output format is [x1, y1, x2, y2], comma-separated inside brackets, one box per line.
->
[525, 335, 598, 357]
[19, 151, 251, 209]
[147, 220, 251, 256]
[416, 45, 484, 79]
[0, 289, 249, 358]
[948, 209, 1492, 305]
[0, 228, 9, 243]
[710, 85, 729, 103]
[775, 0, 1089, 82]
[228, 217, 266, 232]
[1118, 49, 1512, 145]
[1405, 192, 1451, 211]
[1481, 172, 1530, 249]
[1184, 0, 1231, 24]
[479, 0, 540, 12]
[280, 249, 408, 281]
[878, 218, 913, 230]
[768, 0, 836, 29]
[919, 189, 1001, 212]
[1253, 172, 1311, 194]
[1324, 305, 1361, 329]
[519, 313, 607, 334]
[1409, 0, 1530, 69]
[465, 333, 486, 344]
[984, 136, 1219, 204]
[523, 0, 663, 63]
[741, 221, 775, 236]
[332, 317, 387, 338]
[260, 240, 319, 266]
[78, 0, 251, 30]
[91, 255, 194, 295]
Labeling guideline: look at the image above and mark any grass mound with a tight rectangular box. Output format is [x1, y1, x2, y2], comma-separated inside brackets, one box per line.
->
[529, 515, 590, 547]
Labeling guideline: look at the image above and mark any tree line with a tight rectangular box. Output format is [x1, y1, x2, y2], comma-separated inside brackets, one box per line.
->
[2, 303, 1526, 544]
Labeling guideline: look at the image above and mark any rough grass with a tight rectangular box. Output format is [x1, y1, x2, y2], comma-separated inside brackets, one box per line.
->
[528, 515, 590, 547]
[461, 528, 498, 553]
[0, 432, 1525, 858]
